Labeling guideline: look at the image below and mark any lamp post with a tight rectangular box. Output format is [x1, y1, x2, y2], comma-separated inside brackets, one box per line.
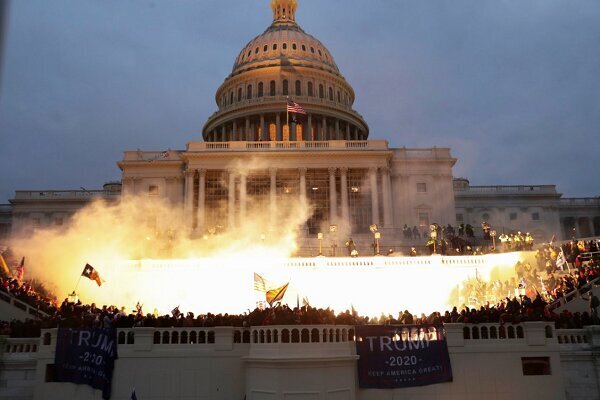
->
[369, 224, 379, 256]
[317, 232, 323, 256]
[430, 224, 438, 255]
[490, 230, 497, 251]
[329, 225, 338, 257]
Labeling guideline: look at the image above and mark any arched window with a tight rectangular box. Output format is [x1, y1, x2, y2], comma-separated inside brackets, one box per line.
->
[263, 44, 268, 52]
[337, 90, 341, 102]
[270, 80, 276, 96]
[247, 84, 252, 99]
[273, 43, 278, 51]
[258, 82, 264, 97]
[308, 82, 313, 97]
[255, 47, 259, 54]
[302, 44, 306, 51]
[282, 43, 287, 50]
[329, 87, 333, 101]
[295, 80, 301, 96]
[292, 43, 297, 50]
[310, 46, 315, 53]
[237, 88, 242, 102]
[229, 91, 233, 104]
[319, 84, 324, 99]
[282, 79, 288, 95]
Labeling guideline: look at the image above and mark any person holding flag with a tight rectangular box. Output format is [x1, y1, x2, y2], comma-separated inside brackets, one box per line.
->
[286, 97, 306, 139]
[15, 256, 25, 282]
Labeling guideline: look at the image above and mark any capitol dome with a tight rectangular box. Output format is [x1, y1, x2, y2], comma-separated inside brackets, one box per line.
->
[202, 0, 369, 143]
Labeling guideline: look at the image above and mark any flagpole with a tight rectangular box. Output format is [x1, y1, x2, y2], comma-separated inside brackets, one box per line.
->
[73, 275, 83, 294]
[286, 96, 289, 135]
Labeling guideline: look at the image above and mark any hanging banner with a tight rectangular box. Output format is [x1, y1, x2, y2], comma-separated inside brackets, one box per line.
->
[355, 325, 452, 388]
[54, 328, 119, 399]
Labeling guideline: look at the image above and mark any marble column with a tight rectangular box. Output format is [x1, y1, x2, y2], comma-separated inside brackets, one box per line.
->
[184, 169, 195, 229]
[382, 166, 393, 229]
[345, 123, 351, 141]
[197, 169, 206, 232]
[306, 114, 312, 141]
[321, 116, 327, 140]
[353, 126, 358, 141]
[270, 167, 277, 226]
[240, 172, 247, 225]
[276, 113, 282, 141]
[329, 167, 337, 225]
[340, 167, 349, 226]
[290, 121, 297, 141]
[260, 114, 267, 141]
[299, 168, 307, 207]
[369, 167, 380, 227]
[228, 170, 236, 229]
[221, 125, 226, 142]
[232, 120, 237, 141]
[245, 117, 250, 141]
[335, 119, 340, 140]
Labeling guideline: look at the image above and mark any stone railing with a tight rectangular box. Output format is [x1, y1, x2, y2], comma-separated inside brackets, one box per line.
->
[185, 140, 388, 152]
[393, 147, 453, 159]
[555, 329, 589, 346]
[3, 337, 39, 354]
[0, 290, 48, 318]
[559, 198, 600, 207]
[454, 185, 557, 194]
[249, 325, 354, 344]
[12, 190, 118, 200]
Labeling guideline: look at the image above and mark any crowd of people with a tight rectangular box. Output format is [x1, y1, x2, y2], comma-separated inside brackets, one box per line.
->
[2, 238, 599, 339]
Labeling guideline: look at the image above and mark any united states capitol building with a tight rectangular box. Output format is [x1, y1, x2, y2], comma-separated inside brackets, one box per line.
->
[2, 0, 599, 249]
[3, 2, 600, 400]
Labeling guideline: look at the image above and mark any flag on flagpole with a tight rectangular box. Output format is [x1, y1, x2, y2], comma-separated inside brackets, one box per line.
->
[556, 249, 568, 271]
[287, 99, 306, 115]
[266, 282, 289, 306]
[302, 296, 310, 307]
[15, 256, 25, 282]
[81, 263, 102, 286]
[254, 272, 269, 292]
[0, 253, 9, 276]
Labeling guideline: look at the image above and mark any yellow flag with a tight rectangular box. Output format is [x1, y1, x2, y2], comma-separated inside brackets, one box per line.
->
[265, 282, 289, 306]
[0, 254, 9, 276]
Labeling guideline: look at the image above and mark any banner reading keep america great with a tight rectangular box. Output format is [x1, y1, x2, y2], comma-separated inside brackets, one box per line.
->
[355, 325, 452, 388]
[54, 328, 118, 399]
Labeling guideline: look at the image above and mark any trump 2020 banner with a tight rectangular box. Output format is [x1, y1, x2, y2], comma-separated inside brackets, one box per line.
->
[54, 328, 119, 399]
[355, 325, 452, 388]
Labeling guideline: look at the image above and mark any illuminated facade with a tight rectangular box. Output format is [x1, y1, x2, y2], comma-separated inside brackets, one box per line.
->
[4, 0, 600, 247]
[117, 0, 457, 252]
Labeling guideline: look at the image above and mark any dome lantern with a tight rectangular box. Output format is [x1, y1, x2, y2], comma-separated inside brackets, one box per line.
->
[271, 0, 297, 24]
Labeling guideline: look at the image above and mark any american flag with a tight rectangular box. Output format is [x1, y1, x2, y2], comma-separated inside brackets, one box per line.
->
[287, 99, 306, 115]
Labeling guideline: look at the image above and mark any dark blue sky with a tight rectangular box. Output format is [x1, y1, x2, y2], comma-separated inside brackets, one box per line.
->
[1, 0, 599, 203]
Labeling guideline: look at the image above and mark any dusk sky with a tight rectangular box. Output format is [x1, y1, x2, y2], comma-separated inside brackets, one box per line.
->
[1, 0, 599, 203]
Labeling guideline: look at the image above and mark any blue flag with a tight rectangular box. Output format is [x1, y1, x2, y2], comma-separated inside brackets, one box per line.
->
[54, 328, 119, 399]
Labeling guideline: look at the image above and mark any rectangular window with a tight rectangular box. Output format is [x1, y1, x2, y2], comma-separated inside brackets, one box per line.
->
[456, 213, 463, 222]
[522, 357, 551, 375]
[509, 213, 518, 221]
[148, 185, 159, 196]
[45, 364, 56, 382]
[417, 183, 427, 193]
[532, 212, 540, 221]
[418, 212, 429, 227]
